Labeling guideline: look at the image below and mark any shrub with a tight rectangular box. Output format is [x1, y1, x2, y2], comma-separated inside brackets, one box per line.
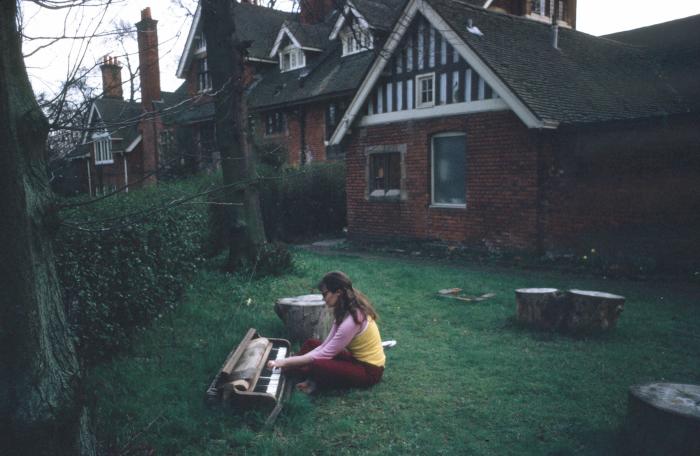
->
[252, 242, 294, 277]
[259, 161, 346, 242]
[55, 176, 211, 363]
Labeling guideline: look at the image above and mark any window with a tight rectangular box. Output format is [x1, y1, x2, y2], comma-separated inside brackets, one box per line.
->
[158, 130, 176, 163]
[265, 111, 285, 135]
[325, 101, 347, 141]
[369, 152, 401, 198]
[93, 133, 113, 164]
[416, 73, 435, 108]
[530, 0, 567, 20]
[279, 47, 305, 71]
[197, 58, 212, 92]
[431, 133, 466, 207]
[193, 32, 206, 53]
[341, 27, 373, 56]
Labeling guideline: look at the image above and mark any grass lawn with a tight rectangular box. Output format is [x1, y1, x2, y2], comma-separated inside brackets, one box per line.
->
[88, 249, 700, 455]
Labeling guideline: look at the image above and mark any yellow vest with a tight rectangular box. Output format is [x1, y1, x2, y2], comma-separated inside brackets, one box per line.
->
[347, 317, 385, 367]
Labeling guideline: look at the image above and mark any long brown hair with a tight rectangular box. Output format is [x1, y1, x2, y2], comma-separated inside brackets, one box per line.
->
[318, 271, 378, 325]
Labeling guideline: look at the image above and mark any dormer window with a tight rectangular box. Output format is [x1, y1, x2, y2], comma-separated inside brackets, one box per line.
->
[280, 46, 305, 72]
[93, 132, 113, 165]
[197, 58, 212, 92]
[341, 27, 373, 56]
[193, 31, 206, 54]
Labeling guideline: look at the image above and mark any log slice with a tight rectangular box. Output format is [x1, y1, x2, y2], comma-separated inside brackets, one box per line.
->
[626, 382, 700, 455]
[515, 288, 567, 330]
[274, 294, 332, 342]
[566, 289, 625, 331]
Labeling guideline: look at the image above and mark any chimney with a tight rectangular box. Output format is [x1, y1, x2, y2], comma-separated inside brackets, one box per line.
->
[100, 56, 124, 99]
[299, 0, 335, 25]
[136, 7, 161, 109]
[551, 0, 560, 49]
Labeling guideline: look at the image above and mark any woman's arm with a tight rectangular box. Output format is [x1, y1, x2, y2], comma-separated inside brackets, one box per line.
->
[267, 324, 338, 369]
[267, 314, 364, 369]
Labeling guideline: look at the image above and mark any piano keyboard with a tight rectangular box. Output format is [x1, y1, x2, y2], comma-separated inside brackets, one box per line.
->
[254, 346, 287, 395]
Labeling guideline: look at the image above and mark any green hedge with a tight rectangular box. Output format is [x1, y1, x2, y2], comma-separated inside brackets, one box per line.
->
[259, 161, 346, 242]
[56, 163, 346, 363]
[55, 176, 210, 363]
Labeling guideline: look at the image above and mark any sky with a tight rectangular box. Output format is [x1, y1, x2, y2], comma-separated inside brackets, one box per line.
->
[20, 0, 700, 98]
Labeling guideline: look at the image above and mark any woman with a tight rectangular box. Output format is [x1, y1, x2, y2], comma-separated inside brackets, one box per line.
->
[267, 271, 386, 393]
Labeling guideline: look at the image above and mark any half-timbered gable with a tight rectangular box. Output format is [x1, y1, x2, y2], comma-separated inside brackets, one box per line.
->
[361, 12, 503, 123]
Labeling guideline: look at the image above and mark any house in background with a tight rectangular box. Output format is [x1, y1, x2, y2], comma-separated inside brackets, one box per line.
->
[68, 8, 179, 195]
[67, 0, 581, 193]
[173, 1, 295, 171]
[327, 0, 699, 262]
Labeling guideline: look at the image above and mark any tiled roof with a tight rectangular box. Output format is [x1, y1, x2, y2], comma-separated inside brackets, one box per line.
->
[284, 20, 333, 50]
[604, 14, 700, 113]
[247, 44, 375, 110]
[352, 0, 411, 31]
[429, 0, 688, 124]
[92, 97, 143, 148]
[247, 0, 409, 110]
[234, 3, 296, 61]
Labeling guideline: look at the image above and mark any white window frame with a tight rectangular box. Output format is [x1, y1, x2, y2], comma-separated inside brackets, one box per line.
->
[431, 132, 466, 208]
[365, 144, 406, 200]
[415, 73, 436, 109]
[93, 133, 113, 165]
[197, 57, 212, 93]
[193, 32, 207, 54]
[279, 46, 305, 72]
[341, 26, 373, 56]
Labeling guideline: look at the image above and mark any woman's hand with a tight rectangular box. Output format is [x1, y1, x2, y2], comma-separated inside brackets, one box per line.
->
[267, 359, 284, 369]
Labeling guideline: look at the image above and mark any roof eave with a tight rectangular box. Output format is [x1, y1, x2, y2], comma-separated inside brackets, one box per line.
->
[177, 4, 202, 79]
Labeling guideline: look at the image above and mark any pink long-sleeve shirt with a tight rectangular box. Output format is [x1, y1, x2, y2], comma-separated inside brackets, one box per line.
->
[295, 312, 368, 363]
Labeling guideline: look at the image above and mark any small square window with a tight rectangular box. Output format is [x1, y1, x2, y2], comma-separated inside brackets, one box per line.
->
[280, 47, 305, 72]
[370, 152, 401, 197]
[265, 111, 285, 135]
[93, 133, 113, 165]
[415, 73, 435, 108]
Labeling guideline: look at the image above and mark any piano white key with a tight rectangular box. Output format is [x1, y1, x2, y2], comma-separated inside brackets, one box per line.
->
[276, 347, 287, 359]
[266, 378, 279, 395]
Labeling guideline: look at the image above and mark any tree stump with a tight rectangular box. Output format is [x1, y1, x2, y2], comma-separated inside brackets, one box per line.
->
[515, 288, 567, 330]
[274, 294, 332, 342]
[565, 289, 625, 331]
[626, 382, 700, 455]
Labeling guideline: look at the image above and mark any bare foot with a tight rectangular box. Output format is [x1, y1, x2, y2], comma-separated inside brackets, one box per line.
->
[296, 379, 317, 394]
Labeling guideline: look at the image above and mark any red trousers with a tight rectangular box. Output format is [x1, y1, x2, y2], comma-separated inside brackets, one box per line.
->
[287, 339, 384, 389]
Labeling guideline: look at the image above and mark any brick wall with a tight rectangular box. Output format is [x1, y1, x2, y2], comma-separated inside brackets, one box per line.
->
[254, 101, 330, 165]
[541, 113, 700, 256]
[343, 110, 700, 260]
[345, 110, 541, 250]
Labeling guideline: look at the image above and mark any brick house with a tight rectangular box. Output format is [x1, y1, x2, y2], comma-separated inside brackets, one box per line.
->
[173, 1, 294, 170]
[175, 0, 408, 166]
[326, 0, 700, 259]
[68, 8, 184, 195]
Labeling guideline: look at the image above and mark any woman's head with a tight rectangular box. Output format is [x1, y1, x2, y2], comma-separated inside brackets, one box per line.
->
[318, 271, 378, 324]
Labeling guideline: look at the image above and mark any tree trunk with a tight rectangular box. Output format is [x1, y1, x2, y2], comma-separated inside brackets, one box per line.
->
[202, 0, 266, 272]
[0, 2, 94, 454]
[274, 295, 333, 342]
